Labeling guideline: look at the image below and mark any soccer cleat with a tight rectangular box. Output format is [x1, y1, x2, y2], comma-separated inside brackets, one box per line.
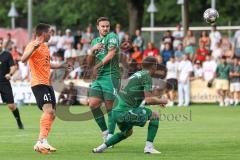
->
[17, 122, 24, 130]
[144, 146, 161, 154]
[92, 147, 104, 153]
[34, 140, 57, 154]
[34, 142, 51, 154]
[92, 144, 107, 153]
[46, 144, 57, 152]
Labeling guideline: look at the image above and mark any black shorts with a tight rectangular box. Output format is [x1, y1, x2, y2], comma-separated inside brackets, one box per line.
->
[0, 82, 14, 104]
[166, 78, 178, 90]
[31, 84, 56, 110]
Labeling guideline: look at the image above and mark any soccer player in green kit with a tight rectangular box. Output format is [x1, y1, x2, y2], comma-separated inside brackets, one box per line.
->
[88, 17, 120, 142]
[92, 56, 167, 154]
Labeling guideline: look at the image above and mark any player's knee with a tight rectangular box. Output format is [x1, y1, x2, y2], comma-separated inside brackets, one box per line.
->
[125, 129, 133, 138]
[89, 98, 102, 109]
[7, 103, 16, 111]
[150, 111, 159, 120]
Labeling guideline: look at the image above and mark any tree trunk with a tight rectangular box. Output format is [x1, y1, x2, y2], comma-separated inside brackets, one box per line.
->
[126, 0, 145, 35]
[183, 0, 189, 36]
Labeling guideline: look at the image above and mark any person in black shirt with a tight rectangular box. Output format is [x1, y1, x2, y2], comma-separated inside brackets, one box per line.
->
[0, 40, 24, 129]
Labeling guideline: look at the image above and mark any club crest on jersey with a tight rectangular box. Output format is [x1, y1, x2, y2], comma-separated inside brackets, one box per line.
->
[109, 38, 117, 44]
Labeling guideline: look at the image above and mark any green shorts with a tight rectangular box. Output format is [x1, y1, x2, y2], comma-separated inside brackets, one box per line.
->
[89, 76, 120, 100]
[112, 106, 152, 135]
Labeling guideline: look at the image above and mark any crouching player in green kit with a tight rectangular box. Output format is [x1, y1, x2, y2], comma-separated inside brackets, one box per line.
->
[92, 56, 167, 154]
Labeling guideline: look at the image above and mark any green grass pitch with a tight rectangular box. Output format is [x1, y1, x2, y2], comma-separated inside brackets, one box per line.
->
[0, 105, 239, 160]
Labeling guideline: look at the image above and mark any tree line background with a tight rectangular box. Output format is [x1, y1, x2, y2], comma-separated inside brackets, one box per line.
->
[0, 0, 239, 35]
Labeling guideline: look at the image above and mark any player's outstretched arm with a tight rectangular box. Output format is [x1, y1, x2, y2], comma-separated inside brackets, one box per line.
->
[144, 91, 167, 107]
[5, 65, 17, 80]
[50, 62, 73, 71]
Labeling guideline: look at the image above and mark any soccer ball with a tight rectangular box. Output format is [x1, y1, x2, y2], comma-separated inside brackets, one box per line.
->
[203, 8, 219, 24]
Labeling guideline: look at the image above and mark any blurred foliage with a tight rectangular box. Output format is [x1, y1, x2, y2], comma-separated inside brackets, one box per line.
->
[0, 0, 240, 31]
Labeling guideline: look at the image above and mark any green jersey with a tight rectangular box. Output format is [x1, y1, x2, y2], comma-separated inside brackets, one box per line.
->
[116, 70, 152, 110]
[216, 63, 232, 80]
[91, 32, 120, 78]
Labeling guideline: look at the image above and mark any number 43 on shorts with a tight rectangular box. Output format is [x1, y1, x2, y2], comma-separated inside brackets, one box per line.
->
[43, 93, 52, 102]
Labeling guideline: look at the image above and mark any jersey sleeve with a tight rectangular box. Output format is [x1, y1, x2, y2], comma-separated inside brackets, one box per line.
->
[107, 34, 119, 50]
[90, 39, 96, 47]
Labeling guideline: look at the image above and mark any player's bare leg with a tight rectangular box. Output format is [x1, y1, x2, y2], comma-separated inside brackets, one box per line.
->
[34, 103, 56, 154]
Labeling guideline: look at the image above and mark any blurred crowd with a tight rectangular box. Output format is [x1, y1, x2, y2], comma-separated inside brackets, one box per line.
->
[1, 24, 240, 106]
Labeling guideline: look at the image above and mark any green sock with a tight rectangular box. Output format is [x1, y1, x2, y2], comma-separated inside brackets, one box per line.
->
[91, 107, 107, 132]
[105, 132, 126, 147]
[147, 119, 159, 142]
[107, 111, 116, 134]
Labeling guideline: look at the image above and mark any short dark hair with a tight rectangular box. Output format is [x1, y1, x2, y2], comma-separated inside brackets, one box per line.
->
[142, 56, 158, 69]
[97, 17, 109, 25]
[35, 23, 50, 37]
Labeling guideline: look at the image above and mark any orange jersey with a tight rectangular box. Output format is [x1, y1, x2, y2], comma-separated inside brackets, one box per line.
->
[25, 42, 51, 86]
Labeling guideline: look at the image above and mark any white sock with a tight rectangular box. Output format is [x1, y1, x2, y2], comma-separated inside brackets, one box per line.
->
[98, 143, 107, 150]
[145, 141, 153, 148]
[41, 138, 48, 144]
[107, 134, 113, 140]
[102, 130, 109, 136]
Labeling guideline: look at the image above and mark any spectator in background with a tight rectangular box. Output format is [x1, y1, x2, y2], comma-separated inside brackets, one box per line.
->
[131, 45, 143, 69]
[10, 45, 21, 63]
[193, 41, 209, 63]
[166, 56, 178, 107]
[175, 43, 184, 61]
[48, 29, 58, 57]
[221, 36, 231, 54]
[233, 28, 240, 58]
[12, 61, 29, 82]
[199, 31, 210, 50]
[161, 42, 174, 65]
[223, 43, 234, 59]
[177, 54, 193, 107]
[172, 24, 184, 49]
[212, 41, 223, 62]
[133, 29, 144, 51]
[120, 32, 132, 63]
[63, 29, 74, 50]
[162, 30, 174, 44]
[210, 25, 222, 51]
[202, 54, 217, 83]
[4, 33, 15, 51]
[51, 55, 66, 82]
[64, 44, 76, 62]
[115, 23, 125, 43]
[183, 30, 196, 60]
[229, 57, 240, 106]
[58, 82, 79, 105]
[143, 42, 161, 62]
[74, 30, 82, 49]
[56, 30, 65, 54]
[81, 26, 94, 54]
[75, 43, 86, 66]
[215, 56, 232, 106]
[193, 60, 203, 79]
